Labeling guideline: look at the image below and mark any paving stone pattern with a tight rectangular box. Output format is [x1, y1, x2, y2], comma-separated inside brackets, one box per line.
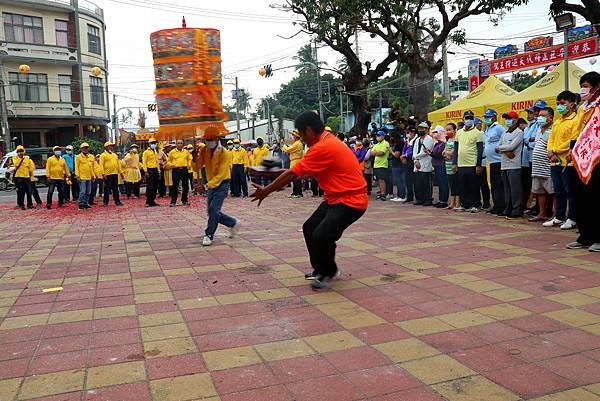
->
[0, 194, 599, 401]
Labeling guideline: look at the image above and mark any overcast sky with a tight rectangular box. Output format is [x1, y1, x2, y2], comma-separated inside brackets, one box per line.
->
[93, 0, 599, 128]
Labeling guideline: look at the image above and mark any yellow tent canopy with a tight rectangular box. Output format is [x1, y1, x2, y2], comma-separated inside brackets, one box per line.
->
[428, 75, 517, 128]
[487, 61, 587, 122]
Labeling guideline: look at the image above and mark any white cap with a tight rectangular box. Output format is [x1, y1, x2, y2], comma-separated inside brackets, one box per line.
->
[433, 125, 445, 134]
[65, 145, 73, 150]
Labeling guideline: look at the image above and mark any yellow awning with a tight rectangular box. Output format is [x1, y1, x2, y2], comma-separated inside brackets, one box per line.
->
[428, 75, 517, 127]
[487, 61, 587, 121]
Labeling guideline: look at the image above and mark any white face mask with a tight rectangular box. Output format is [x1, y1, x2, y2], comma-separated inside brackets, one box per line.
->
[234, 144, 240, 149]
[150, 144, 157, 150]
[206, 140, 218, 149]
[580, 87, 595, 101]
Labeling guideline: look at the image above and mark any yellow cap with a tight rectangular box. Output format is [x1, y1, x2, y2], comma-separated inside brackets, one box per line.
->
[130, 143, 139, 149]
[227, 140, 233, 145]
[104, 141, 114, 148]
[233, 138, 241, 144]
[292, 130, 301, 138]
[80, 142, 89, 149]
[53, 146, 61, 151]
[185, 144, 193, 149]
[16, 145, 25, 152]
[148, 137, 157, 143]
[324, 126, 332, 132]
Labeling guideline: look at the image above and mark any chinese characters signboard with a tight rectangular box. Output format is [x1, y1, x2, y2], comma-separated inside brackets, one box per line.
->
[490, 37, 598, 74]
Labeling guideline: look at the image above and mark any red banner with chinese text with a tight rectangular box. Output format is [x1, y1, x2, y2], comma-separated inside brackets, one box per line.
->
[573, 107, 600, 185]
[490, 37, 598, 74]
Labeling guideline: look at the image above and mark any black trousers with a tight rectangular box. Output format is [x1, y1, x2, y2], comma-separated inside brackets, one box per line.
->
[231, 164, 248, 197]
[103, 174, 121, 205]
[502, 169, 523, 217]
[363, 173, 372, 194]
[30, 182, 42, 205]
[158, 169, 166, 197]
[458, 167, 479, 209]
[303, 202, 365, 278]
[478, 166, 491, 208]
[47, 179, 65, 206]
[414, 171, 432, 205]
[403, 163, 415, 201]
[310, 178, 323, 196]
[125, 182, 140, 198]
[15, 177, 31, 208]
[188, 172, 195, 192]
[63, 175, 79, 201]
[489, 163, 505, 213]
[292, 179, 303, 196]
[146, 168, 159, 205]
[171, 168, 189, 204]
[573, 165, 600, 245]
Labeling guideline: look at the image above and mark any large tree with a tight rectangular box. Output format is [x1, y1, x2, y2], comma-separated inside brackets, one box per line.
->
[357, 0, 529, 121]
[278, 1, 398, 133]
[550, 0, 600, 25]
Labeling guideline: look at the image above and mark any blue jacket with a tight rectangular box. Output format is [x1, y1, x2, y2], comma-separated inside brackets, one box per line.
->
[62, 153, 75, 174]
[483, 122, 504, 164]
[522, 121, 538, 167]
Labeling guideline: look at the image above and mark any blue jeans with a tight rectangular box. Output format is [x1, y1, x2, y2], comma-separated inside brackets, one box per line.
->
[550, 165, 575, 221]
[433, 165, 449, 203]
[391, 167, 406, 198]
[205, 181, 237, 239]
[79, 179, 92, 205]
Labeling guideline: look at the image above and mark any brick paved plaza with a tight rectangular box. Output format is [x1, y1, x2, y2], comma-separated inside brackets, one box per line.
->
[0, 193, 599, 401]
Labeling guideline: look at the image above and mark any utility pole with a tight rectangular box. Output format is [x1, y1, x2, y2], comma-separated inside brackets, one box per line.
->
[340, 93, 344, 133]
[112, 94, 118, 144]
[442, 41, 451, 101]
[378, 92, 383, 126]
[314, 40, 324, 121]
[235, 76, 241, 138]
[563, 30, 569, 91]
[0, 61, 11, 152]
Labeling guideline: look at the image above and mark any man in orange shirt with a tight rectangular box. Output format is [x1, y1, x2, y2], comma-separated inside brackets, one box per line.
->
[251, 111, 367, 289]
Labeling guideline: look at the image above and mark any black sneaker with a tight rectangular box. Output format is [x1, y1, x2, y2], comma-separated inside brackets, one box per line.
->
[304, 271, 317, 280]
[169, 203, 175, 207]
[310, 276, 332, 289]
[46, 205, 52, 210]
[182, 201, 189, 206]
[115, 202, 123, 206]
[79, 205, 86, 210]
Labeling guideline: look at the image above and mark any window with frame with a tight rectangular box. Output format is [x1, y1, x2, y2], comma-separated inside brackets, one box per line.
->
[90, 76, 104, 105]
[55, 20, 68, 47]
[8, 72, 49, 102]
[87, 24, 101, 55]
[3, 13, 44, 44]
[58, 75, 72, 102]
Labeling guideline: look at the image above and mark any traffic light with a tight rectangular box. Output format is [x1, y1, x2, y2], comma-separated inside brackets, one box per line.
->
[259, 64, 273, 78]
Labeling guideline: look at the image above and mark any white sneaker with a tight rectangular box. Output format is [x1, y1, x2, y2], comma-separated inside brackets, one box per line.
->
[542, 218, 564, 227]
[202, 236, 213, 246]
[229, 220, 241, 238]
[469, 207, 479, 213]
[454, 206, 466, 212]
[390, 197, 403, 202]
[560, 219, 576, 230]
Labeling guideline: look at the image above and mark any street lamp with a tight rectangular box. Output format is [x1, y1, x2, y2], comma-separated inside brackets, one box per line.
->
[554, 13, 576, 91]
[335, 84, 345, 133]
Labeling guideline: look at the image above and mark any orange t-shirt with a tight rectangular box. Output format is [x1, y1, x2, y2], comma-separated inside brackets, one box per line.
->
[292, 132, 368, 210]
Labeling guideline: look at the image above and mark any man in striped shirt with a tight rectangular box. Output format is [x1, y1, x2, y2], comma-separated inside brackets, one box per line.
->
[530, 107, 554, 223]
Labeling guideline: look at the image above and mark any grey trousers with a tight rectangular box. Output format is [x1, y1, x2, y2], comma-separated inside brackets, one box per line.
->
[501, 169, 523, 217]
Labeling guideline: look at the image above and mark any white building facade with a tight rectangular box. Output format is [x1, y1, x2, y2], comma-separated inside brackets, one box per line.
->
[0, 0, 109, 152]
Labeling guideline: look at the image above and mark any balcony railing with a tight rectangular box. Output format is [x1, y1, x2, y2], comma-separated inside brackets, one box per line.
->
[7, 101, 82, 117]
[20, 0, 104, 19]
[0, 41, 78, 62]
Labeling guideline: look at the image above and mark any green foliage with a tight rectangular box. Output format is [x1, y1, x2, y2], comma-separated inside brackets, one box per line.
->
[326, 116, 341, 133]
[71, 137, 103, 156]
[431, 96, 450, 111]
[501, 72, 546, 92]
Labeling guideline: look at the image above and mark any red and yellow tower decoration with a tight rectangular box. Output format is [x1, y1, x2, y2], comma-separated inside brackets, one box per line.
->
[150, 18, 227, 139]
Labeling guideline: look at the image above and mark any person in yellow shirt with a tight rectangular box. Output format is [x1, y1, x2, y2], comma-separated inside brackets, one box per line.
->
[168, 139, 192, 206]
[45, 146, 70, 209]
[90, 154, 102, 205]
[252, 137, 270, 167]
[75, 142, 95, 209]
[99, 141, 123, 206]
[159, 142, 173, 198]
[196, 128, 241, 246]
[545, 91, 579, 230]
[185, 144, 198, 195]
[142, 138, 160, 207]
[124, 144, 141, 199]
[11, 145, 34, 210]
[230, 138, 250, 197]
[283, 130, 304, 198]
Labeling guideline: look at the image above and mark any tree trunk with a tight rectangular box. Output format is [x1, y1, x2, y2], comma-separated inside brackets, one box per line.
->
[344, 76, 371, 134]
[409, 63, 440, 122]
